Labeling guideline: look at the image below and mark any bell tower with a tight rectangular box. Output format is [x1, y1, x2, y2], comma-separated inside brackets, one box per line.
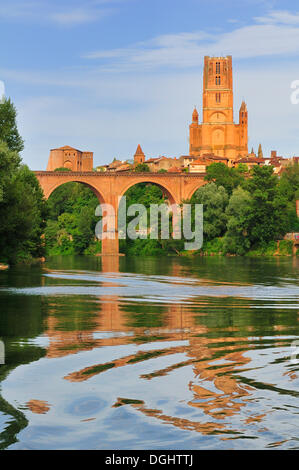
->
[189, 55, 248, 164]
[202, 55, 234, 124]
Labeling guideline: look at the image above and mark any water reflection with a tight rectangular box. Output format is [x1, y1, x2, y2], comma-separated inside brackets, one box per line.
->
[0, 256, 298, 449]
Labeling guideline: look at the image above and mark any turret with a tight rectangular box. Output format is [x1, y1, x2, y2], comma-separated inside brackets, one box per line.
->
[192, 107, 199, 124]
[134, 144, 145, 165]
[239, 101, 248, 125]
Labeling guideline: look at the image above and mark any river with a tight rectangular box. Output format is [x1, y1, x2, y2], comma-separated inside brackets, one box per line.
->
[0, 255, 298, 450]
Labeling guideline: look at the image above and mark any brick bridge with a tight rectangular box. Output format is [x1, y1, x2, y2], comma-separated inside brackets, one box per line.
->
[34, 171, 206, 255]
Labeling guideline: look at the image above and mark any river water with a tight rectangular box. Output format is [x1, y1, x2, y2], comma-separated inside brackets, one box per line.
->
[0, 255, 298, 450]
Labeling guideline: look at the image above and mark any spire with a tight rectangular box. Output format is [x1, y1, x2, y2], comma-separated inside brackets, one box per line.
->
[134, 144, 144, 156]
[258, 143, 263, 159]
[192, 107, 199, 124]
[134, 144, 145, 164]
[240, 100, 247, 112]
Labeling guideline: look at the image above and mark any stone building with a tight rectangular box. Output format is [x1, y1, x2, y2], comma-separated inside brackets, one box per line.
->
[46, 145, 93, 171]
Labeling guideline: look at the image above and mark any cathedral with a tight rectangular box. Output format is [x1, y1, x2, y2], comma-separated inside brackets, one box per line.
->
[189, 55, 248, 165]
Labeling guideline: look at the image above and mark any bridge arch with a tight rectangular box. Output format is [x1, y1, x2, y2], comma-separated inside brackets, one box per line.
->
[118, 177, 179, 207]
[44, 179, 106, 205]
[184, 180, 208, 202]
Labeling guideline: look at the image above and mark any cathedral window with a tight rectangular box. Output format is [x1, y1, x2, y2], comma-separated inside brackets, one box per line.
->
[216, 92, 221, 103]
[216, 76, 221, 85]
[216, 62, 220, 74]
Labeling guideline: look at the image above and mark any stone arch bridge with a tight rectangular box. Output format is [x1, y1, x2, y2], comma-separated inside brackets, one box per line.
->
[35, 171, 206, 255]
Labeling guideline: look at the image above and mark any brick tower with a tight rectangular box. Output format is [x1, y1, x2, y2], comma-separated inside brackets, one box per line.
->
[189, 56, 248, 165]
[134, 144, 145, 165]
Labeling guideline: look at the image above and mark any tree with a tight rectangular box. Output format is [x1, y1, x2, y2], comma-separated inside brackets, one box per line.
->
[0, 99, 48, 263]
[278, 163, 299, 202]
[44, 182, 100, 256]
[223, 187, 253, 255]
[236, 163, 249, 174]
[205, 162, 244, 195]
[277, 163, 299, 232]
[0, 98, 24, 153]
[134, 163, 150, 173]
[0, 165, 47, 263]
[191, 182, 228, 240]
[244, 165, 288, 245]
[0, 141, 21, 202]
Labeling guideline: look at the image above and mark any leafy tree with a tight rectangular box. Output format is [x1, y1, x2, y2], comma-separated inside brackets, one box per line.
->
[44, 182, 100, 255]
[278, 163, 299, 202]
[0, 141, 21, 202]
[244, 165, 288, 245]
[0, 98, 46, 264]
[134, 163, 150, 173]
[235, 163, 249, 174]
[0, 165, 47, 263]
[205, 162, 244, 195]
[277, 163, 299, 232]
[0, 98, 24, 153]
[191, 182, 228, 240]
[223, 187, 253, 255]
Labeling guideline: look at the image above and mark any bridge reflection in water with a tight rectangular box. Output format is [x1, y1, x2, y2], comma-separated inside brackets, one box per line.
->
[29, 261, 282, 439]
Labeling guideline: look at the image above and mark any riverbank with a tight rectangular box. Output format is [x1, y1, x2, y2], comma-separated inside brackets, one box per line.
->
[180, 238, 298, 258]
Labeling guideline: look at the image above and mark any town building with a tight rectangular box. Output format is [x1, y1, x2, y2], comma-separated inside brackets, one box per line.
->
[47, 146, 93, 172]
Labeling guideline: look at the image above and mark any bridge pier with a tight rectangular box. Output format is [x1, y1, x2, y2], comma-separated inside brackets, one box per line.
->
[101, 238, 119, 256]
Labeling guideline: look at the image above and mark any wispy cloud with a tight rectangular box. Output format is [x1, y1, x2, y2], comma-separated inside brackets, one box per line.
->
[84, 10, 299, 70]
[0, 0, 122, 26]
[255, 10, 299, 24]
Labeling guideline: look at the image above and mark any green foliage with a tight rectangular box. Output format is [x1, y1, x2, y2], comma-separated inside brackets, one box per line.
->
[244, 165, 288, 245]
[158, 169, 167, 173]
[0, 99, 46, 264]
[120, 183, 184, 256]
[54, 167, 71, 172]
[201, 237, 224, 255]
[191, 182, 228, 240]
[278, 240, 293, 256]
[236, 163, 249, 174]
[0, 165, 47, 263]
[134, 163, 150, 173]
[277, 164, 299, 232]
[0, 98, 24, 153]
[223, 187, 253, 255]
[45, 182, 99, 255]
[0, 141, 21, 202]
[205, 162, 245, 195]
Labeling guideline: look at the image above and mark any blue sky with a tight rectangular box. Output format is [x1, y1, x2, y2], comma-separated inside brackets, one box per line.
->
[1, 0, 299, 169]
